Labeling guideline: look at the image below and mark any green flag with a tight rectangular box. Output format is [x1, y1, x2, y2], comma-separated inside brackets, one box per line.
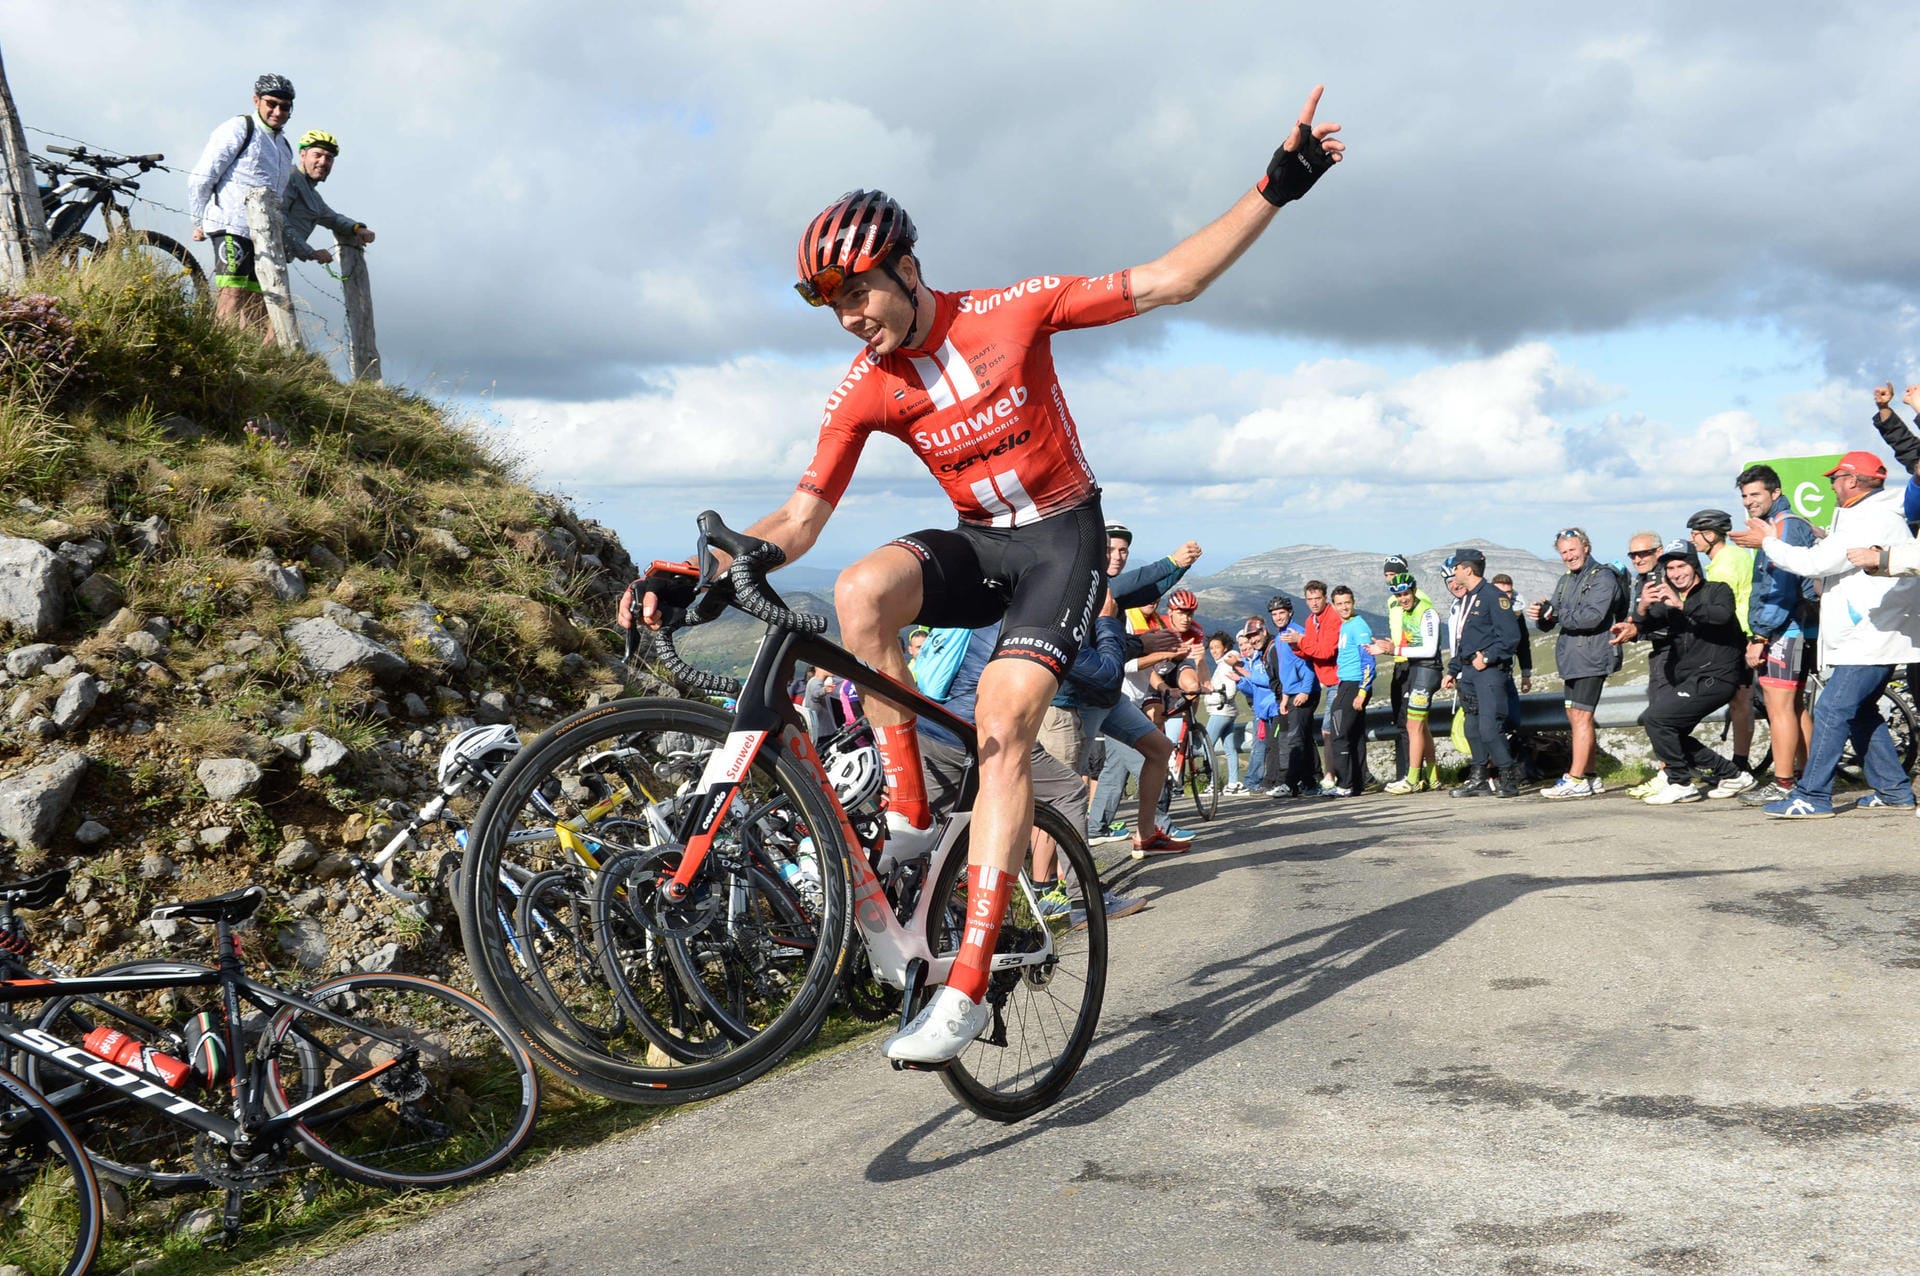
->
[1745, 453, 1845, 528]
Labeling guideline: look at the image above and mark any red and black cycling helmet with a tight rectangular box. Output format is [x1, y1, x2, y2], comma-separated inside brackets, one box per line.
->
[1166, 588, 1197, 612]
[795, 189, 918, 308]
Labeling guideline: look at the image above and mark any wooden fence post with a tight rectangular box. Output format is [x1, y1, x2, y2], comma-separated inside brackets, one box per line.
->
[0, 44, 52, 286]
[243, 186, 303, 349]
[333, 231, 380, 381]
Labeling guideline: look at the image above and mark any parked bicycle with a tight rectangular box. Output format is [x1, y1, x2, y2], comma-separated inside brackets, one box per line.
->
[0, 877, 539, 1267]
[32, 145, 207, 301]
[456, 510, 1108, 1123]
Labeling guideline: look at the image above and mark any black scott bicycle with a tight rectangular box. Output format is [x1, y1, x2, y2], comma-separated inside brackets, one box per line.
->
[32, 145, 207, 301]
[0, 878, 539, 1256]
[457, 511, 1109, 1122]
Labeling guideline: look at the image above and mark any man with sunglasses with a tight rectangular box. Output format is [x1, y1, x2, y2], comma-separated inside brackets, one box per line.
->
[637, 87, 1344, 1065]
[187, 74, 297, 341]
[1617, 531, 1678, 798]
[1528, 527, 1628, 798]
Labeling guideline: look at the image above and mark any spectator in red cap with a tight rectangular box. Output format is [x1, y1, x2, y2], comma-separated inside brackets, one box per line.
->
[1734, 448, 1920, 817]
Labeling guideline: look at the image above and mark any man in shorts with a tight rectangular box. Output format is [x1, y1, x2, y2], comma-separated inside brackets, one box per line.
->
[635, 87, 1345, 1062]
[1734, 465, 1818, 805]
[187, 74, 297, 341]
[1528, 527, 1627, 797]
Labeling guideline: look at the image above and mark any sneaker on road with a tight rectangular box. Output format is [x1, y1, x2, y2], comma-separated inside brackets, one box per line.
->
[1739, 780, 1791, 806]
[1383, 777, 1419, 795]
[1131, 829, 1192, 857]
[1089, 821, 1130, 845]
[1035, 883, 1072, 919]
[1072, 891, 1148, 929]
[1540, 775, 1594, 799]
[1264, 784, 1294, 798]
[1706, 771, 1756, 800]
[881, 985, 990, 1064]
[1853, 793, 1918, 813]
[1627, 772, 1665, 799]
[1645, 780, 1704, 805]
[1764, 794, 1834, 819]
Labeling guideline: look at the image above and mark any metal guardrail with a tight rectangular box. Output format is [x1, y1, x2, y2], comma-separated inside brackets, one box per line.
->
[1362, 683, 1671, 741]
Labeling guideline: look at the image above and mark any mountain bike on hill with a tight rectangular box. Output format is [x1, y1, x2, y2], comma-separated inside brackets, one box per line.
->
[32, 145, 208, 301]
[455, 511, 1109, 1122]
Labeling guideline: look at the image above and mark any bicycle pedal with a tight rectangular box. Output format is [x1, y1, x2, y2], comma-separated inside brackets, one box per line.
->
[890, 1057, 952, 1073]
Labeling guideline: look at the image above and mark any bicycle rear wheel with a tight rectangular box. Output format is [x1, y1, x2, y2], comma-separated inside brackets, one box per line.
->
[1188, 728, 1221, 821]
[263, 974, 539, 1189]
[26, 960, 215, 1189]
[0, 1065, 102, 1276]
[457, 697, 851, 1104]
[924, 802, 1108, 1122]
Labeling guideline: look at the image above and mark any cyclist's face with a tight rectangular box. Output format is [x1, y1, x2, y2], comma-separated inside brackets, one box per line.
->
[830, 261, 918, 355]
[254, 94, 293, 127]
[300, 147, 335, 180]
[1167, 606, 1193, 628]
[1105, 538, 1130, 575]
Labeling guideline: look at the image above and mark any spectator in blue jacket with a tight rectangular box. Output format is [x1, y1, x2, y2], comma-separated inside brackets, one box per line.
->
[1266, 597, 1318, 795]
[1235, 620, 1279, 790]
[1736, 463, 1821, 805]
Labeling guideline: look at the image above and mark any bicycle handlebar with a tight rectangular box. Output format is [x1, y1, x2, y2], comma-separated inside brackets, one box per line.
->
[43, 144, 164, 172]
[696, 510, 829, 635]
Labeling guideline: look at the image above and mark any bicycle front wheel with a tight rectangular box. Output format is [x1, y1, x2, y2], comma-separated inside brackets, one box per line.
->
[1188, 729, 1222, 821]
[925, 802, 1108, 1123]
[0, 1065, 102, 1276]
[126, 230, 208, 305]
[263, 974, 539, 1189]
[457, 697, 851, 1104]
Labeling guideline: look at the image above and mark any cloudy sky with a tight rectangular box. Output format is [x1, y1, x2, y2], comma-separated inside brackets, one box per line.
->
[9, 1, 1920, 576]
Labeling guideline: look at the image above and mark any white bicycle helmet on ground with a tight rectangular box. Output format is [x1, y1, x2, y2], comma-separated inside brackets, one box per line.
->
[437, 724, 523, 793]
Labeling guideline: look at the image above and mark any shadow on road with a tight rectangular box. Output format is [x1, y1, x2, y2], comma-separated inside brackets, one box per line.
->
[867, 864, 1774, 1182]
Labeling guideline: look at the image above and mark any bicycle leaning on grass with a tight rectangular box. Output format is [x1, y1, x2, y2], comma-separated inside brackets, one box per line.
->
[0, 876, 540, 1269]
[32, 145, 208, 301]
[455, 511, 1109, 1123]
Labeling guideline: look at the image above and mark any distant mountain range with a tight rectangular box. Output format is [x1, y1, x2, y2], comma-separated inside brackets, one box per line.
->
[671, 540, 1573, 676]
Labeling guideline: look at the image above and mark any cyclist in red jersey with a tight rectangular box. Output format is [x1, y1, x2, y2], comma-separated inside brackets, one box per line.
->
[641, 86, 1345, 1063]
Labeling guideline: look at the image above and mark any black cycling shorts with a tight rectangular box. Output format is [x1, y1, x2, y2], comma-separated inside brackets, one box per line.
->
[891, 497, 1106, 679]
[1562, 674, 1606, 713]
[209, 232, 261, 291]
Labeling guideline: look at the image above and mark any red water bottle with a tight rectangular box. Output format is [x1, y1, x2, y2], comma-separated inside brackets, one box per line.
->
[81, 1025, 193, 1089]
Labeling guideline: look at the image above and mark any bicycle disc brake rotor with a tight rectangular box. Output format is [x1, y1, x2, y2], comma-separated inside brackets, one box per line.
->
[615, 846, 723, 939]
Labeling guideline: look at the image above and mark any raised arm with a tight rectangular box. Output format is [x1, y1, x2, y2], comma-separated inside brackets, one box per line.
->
[1128, 85, 1344, 315]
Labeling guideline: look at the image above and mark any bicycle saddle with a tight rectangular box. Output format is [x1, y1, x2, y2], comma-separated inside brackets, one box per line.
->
[152, 885, 266, 924]
[0, 867, 71, 911]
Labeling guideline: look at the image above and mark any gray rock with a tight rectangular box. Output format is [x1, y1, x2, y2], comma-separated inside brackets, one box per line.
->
[74, 819, 110, 846]
[121, 629, 163, 660]
[560, 652, 589, 677]
[54, 537, 109, 578]
[272, 732, 309, 760]
[288, 888, 327, 914]
[51, 673, 100, 731]
[128, 515, 170, 559]
[0, 751, 88, 850]
[75, 573, 125, 616]
[7, 689, 33, 722]
[157, 413, 205, 441]
[305, 542, 346, 575]
[196, 758, 263, 801]
[302, 732, 351, 776]
[275, 838, 323, 872]
[402, 692, 430, 718]
[393, 601, 468, 670]
[312, 853, 356, 882]
[416, 527, 472, 561]
[261, 563, 307, 602]
[138, 853, 175, 882]
[175, 1207, 222, 1239]
[224, 633, 266, 658]
[0, 535, 64, 637]
[434, 685, 467, 711]
[357, 943, 404, 974]
[284, 618, 407, 681]
[5, 643, 61, 677]
[126, 719, 152, 735]
[196, 663, 244, 685]
[23, 716, 57, 741]
[475, 691, 513, 724]
[141, 616, 172, 642]
[140, 916, 184, 943]
[198, 826, 235, 850]
[40, 655, 77, 680]
[276, 918, 331, 970]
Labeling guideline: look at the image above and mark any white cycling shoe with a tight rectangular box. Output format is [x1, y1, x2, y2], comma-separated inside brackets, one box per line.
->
[874, 811, 940, 873]
[881, 984, 990, 1064]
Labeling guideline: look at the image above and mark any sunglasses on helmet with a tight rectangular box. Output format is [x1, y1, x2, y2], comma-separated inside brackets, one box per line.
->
[794, 265, 848, 308]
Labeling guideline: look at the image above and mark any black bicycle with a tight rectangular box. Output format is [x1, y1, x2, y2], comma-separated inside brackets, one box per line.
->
[32, 145, 208, 301]
[0, 1059, 100, 1276]
[0, 877, 539, 1257]
[456, 511, 1108, 1121]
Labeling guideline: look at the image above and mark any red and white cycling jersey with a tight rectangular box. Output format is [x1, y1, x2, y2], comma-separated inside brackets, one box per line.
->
[798, 272, 1136, 527]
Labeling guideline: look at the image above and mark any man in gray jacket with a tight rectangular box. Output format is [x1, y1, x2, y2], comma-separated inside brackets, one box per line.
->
[1528, 527, 1627, 798]
[283, 130, 376, 264]
[187, 74, 296, 340]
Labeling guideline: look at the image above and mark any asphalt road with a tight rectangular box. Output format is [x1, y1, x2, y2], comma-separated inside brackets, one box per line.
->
[295, 783, 1920, 1276]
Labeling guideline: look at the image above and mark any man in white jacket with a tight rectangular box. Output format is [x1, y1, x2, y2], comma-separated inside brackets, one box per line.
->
[187, 74, 297, 341]
[1734, 450, 1920, 817]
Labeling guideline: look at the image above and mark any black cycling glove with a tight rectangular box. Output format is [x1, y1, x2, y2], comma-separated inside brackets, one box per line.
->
[1258, 124, 1335, 208]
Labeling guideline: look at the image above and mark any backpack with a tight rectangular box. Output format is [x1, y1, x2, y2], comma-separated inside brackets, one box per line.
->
[211, 114, 256, 197]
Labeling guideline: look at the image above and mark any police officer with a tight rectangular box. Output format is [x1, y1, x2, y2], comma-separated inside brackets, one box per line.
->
[1444, 548, 1523, 798]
